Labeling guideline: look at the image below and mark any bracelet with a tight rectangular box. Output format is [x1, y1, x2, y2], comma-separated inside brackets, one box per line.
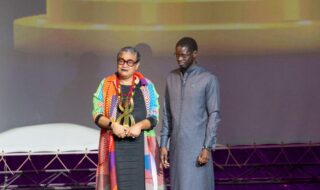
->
[108, 121, 113, 129]
[94, 114, 103, 125]
[202, 145, 212, 151]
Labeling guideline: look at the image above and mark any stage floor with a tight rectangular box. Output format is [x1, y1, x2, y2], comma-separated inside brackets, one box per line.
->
[1, 143, 320, 189]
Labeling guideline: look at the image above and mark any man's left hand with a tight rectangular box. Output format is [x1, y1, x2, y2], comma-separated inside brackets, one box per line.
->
[197, 148, 211, 166]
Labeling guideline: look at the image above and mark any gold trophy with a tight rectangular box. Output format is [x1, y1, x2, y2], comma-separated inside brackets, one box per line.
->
[116, 97, 135, 127]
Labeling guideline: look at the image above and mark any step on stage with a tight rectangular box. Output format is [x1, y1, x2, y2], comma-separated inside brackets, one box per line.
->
[1, 143, 320, 189]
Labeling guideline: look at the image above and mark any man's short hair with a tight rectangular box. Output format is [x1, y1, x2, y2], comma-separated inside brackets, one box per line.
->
[176, 37, 198, 52]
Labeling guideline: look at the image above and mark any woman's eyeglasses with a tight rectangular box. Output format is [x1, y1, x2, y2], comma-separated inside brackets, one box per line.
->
[117, 58, 139, 67]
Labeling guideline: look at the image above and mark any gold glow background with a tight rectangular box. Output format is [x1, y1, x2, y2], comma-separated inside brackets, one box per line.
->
[14, 0, 320, 56]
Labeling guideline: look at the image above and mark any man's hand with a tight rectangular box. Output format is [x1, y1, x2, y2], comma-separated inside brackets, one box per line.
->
[111, 122, 127, 138]
[160, 147, 170, 169]
[125, 123, 142, 138]
[197, 148, 211, 166]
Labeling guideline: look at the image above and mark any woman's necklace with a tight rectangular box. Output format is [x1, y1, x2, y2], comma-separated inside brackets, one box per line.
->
[115, 76, 136, 127]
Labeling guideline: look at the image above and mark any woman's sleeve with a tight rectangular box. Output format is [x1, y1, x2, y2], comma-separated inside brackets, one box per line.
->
[146, 80, 160, 128]
[92, 79, 105, 122]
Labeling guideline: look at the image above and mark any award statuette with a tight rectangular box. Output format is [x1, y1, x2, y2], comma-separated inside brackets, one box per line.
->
[116, 97, 135, 127]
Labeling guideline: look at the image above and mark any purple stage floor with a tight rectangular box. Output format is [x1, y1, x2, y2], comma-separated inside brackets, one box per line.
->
[1, 143, 320, 189]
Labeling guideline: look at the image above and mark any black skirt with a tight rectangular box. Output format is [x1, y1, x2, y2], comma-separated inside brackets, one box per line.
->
[114, 84, 146, 190]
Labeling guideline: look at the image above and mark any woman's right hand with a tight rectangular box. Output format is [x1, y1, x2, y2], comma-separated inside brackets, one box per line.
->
[111, 122, 127, 138]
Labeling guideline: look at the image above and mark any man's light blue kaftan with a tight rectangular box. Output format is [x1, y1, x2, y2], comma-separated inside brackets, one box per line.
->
[160, 64, 221, 190]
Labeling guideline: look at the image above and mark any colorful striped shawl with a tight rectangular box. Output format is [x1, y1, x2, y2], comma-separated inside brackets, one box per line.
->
[92, 73, 165, 190]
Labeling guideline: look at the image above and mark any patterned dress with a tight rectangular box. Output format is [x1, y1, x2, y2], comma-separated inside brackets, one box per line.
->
[92, 72, 165, 190]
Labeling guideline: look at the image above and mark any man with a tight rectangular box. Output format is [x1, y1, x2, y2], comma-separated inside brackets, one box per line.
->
[160, 37, 221, 190]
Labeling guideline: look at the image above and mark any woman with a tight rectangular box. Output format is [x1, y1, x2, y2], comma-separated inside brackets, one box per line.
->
[92, 47, 165, 190]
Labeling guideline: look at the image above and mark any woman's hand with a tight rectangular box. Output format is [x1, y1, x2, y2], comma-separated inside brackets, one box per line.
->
[111, 122, 127, 138]
[126, 123, 142, 138]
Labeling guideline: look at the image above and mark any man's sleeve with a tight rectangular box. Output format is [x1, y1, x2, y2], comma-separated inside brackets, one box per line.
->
[160, 85, 172, 148]
[203, 75, 221, 149]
